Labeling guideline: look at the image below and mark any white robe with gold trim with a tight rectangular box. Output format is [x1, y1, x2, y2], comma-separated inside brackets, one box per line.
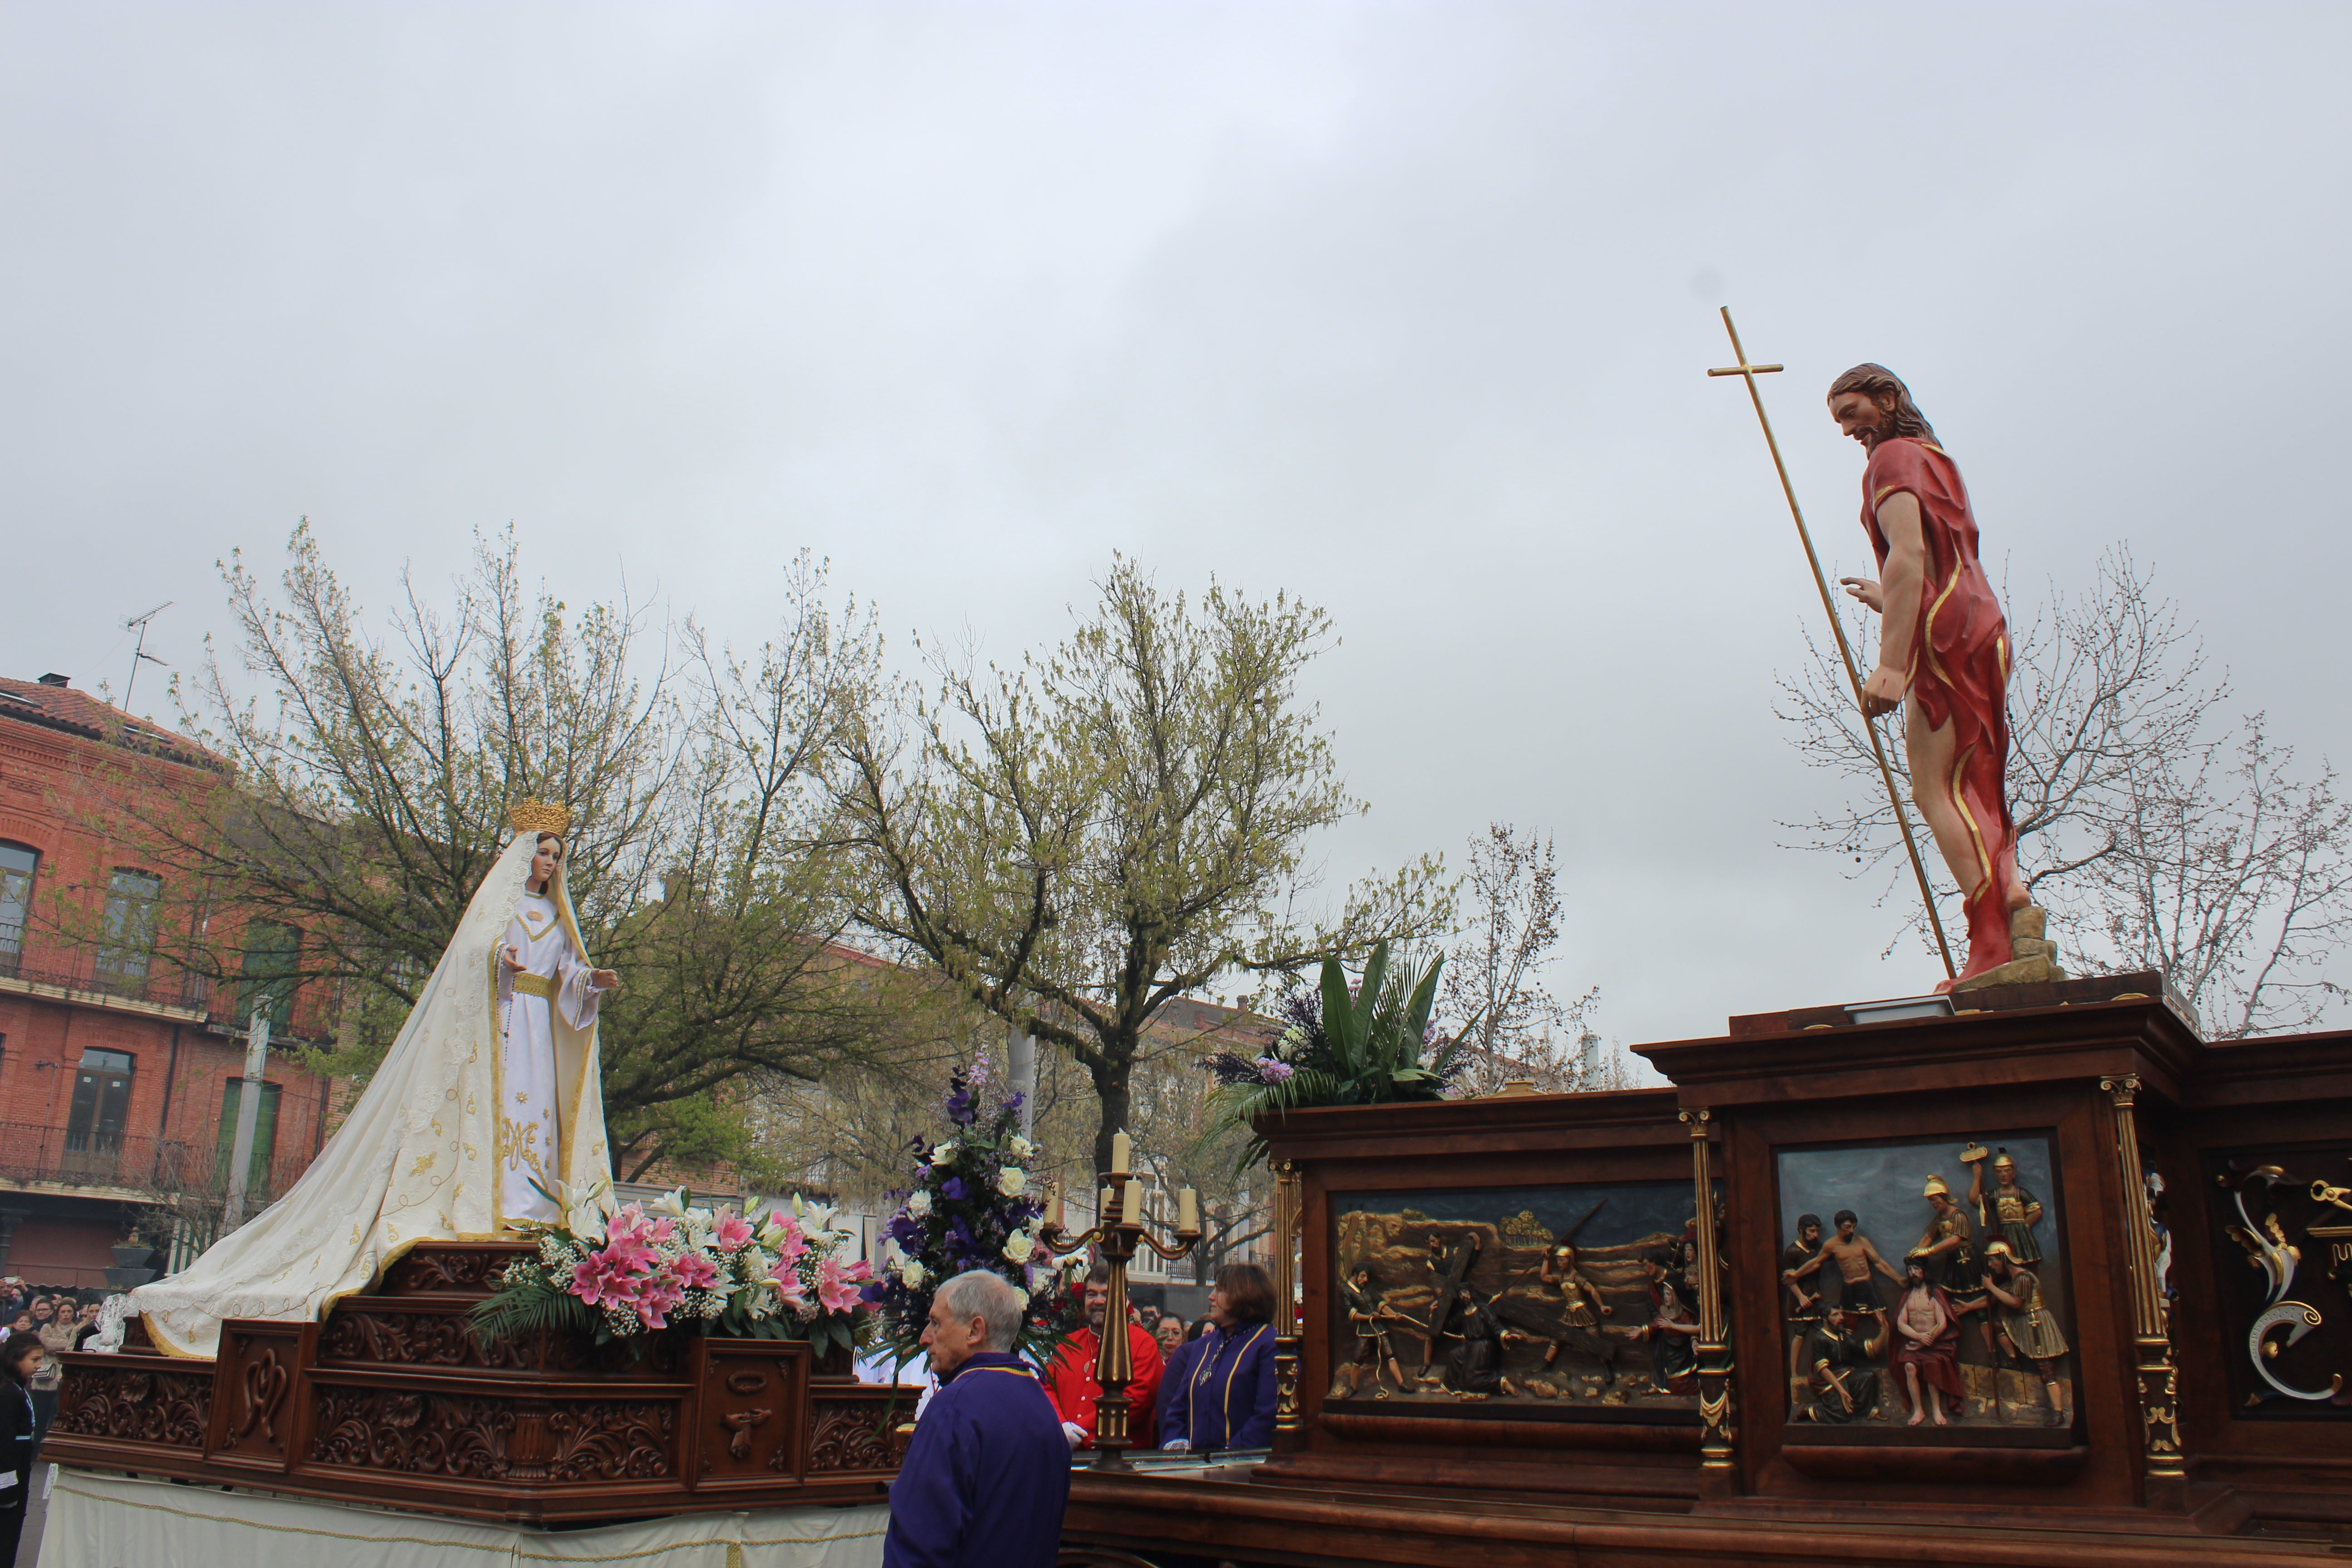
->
[496, 891, 608, 1225]
[131, 828, 614, 1359]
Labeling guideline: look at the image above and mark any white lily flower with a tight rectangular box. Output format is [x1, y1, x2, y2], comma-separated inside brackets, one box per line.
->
[547, 1175, 616, 1237]
[931, 1143, 957, 1167]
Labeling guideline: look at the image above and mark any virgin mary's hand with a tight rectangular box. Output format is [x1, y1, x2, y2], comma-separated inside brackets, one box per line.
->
[500, 944, 525, 972]
[590, 969, 622, 992]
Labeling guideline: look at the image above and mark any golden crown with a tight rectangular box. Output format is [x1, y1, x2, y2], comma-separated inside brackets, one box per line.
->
[507, 799, 573, 835]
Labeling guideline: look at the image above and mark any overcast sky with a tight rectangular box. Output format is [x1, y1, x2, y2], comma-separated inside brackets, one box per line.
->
[5, 5, 2346, 1053]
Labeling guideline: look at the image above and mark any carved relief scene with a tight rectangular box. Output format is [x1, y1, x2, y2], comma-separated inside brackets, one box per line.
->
[1328, 1181, 1712, 1419]
[2209, 1144, 2352, 1417]
[1776, 1134, 2075, 1431]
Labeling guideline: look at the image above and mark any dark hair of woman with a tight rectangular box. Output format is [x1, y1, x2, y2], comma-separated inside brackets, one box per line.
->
[0, 1332, 43, 1386]
[1213, 1262, 1274, 1326]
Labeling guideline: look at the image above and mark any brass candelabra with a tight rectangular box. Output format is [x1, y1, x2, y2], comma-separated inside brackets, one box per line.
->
[1039, 1132, 1199, 1470]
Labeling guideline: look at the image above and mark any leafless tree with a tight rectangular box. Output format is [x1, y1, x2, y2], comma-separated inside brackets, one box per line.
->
[1437, 823, 1601, 1093]
[1779, 546, 2349, 1037]
[2090, 718, 2352, 1037]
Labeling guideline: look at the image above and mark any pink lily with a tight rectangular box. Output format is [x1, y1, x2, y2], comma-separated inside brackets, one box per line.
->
[815, 1257, 862, 1314]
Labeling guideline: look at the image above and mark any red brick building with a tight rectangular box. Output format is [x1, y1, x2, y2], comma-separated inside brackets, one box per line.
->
[0, 672, 338, 1287]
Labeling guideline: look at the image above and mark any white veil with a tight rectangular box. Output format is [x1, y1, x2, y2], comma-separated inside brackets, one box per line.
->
[133, 826, 614, 1359]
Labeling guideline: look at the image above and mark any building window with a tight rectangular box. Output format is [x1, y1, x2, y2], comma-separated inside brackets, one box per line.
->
[0, 843, 34, 971]
[237, 920, 302, 1034]
[216, 1077, 282, 1193]
[98, 867, 163, 985]
[64, 1048, 136, 1178]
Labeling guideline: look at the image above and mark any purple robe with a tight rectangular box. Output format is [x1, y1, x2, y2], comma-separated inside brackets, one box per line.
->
[1157, 1321, 1276, 1452]
[883, 1351, 1071, 1568]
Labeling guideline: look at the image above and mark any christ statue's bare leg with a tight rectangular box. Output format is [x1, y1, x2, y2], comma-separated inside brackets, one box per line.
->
[1904, 704, 2028, 916]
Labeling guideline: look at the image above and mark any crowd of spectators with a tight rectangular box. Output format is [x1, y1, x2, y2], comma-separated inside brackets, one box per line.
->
[0, 1283, 109, 1444]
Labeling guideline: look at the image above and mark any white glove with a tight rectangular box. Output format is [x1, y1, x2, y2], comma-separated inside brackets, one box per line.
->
[1061, 1421, 1088, 1450]
[1161, 1438, 1189, 1452]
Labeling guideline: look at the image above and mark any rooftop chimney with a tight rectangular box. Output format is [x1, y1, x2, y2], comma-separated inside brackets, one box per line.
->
[35, 674, 69, 688]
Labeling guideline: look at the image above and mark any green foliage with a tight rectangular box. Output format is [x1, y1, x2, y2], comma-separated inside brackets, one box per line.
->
[468, 1264, 605, 1348]
[1215, 942, 1471, 1167]
[606, 1092, 780, 1189]
[96, 528, 900, 1178]
[843, 557, 1453, 1177]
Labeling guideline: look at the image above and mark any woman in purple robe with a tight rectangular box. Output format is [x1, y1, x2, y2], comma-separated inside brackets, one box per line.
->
[1159, 1263, 1278, 1453]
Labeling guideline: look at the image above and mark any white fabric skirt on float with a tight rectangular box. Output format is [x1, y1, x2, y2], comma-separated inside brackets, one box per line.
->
[44, 1470, 887, 1568]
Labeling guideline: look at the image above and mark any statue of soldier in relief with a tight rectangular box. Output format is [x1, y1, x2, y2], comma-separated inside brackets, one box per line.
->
[1828, 366, 2063, 991]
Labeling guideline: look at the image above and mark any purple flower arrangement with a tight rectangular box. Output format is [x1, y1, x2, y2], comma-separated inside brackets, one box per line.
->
[867, 1054, 1084, 1366]
[1204, 986, 1329, 1087]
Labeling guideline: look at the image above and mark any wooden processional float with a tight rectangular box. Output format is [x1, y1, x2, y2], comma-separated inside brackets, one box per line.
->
[1062, 972, 2352, 1568]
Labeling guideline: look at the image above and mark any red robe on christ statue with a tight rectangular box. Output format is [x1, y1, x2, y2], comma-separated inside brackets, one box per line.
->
[1860, 436, 2021, 987]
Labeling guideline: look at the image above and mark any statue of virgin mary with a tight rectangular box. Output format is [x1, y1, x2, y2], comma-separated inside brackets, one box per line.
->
[133, 801, 618, 1359]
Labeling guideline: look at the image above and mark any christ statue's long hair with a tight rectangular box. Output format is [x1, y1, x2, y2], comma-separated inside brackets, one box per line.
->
[1828, 363, 1938, 446]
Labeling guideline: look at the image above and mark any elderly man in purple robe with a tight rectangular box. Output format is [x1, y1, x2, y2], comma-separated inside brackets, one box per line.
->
[883, 1270, 1070, 1568]
[1157, 1262, 1279, 1453]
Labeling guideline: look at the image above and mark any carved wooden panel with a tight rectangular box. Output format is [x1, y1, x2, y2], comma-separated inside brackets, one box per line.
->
[317, 1305, 684, 1378]
[2206, 1144, 2352, 1420]
[306, 1387, 676, 1481]
[697, 1341, 807, 1485]
[54, 1363, 211, 1450]
[802, 1399, 896, 1474]
[213, 1325, 310, 1469]
[46, 1325, 900, 1524]
[378, 1244, 529, 1298]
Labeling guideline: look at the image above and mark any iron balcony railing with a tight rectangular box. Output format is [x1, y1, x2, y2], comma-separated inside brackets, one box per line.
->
[0, 1121, 312, 1204]
[0, 943, 340, 1044]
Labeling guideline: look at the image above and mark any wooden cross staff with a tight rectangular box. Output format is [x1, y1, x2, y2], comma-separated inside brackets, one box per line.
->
[1707, 306, 1955, 979]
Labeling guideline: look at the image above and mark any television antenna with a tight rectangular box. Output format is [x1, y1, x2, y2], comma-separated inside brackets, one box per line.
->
[121, 600, 173, 713]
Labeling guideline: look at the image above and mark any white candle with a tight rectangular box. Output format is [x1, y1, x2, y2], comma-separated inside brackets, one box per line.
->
[1178, 1186, 1198, 1235]
[1110, 1131, 1131, 1176]
[1045, 1186, 1064, 1231]
[1100, 1185, 1113, 1221]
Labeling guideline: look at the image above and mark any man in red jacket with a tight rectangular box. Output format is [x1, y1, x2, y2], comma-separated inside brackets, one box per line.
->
[1041, 1264, 1164, 1452]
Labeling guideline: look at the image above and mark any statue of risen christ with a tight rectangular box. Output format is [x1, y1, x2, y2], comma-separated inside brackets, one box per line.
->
[1828, 365, 2058, 991]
